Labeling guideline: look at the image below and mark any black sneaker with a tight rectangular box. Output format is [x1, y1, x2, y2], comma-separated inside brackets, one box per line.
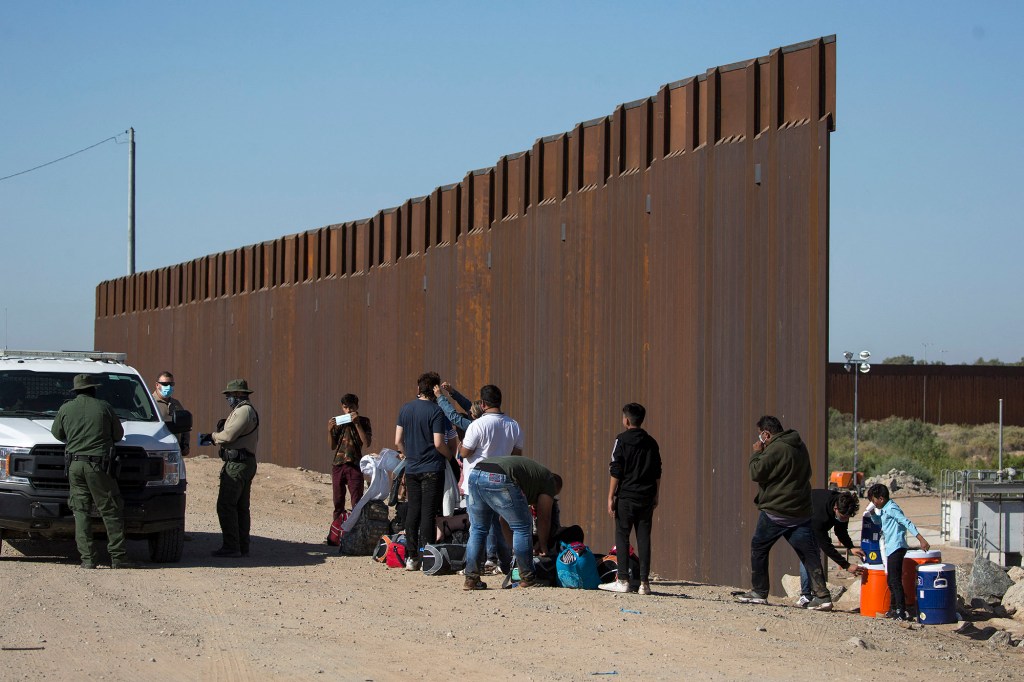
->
[884, 609, 910, 621]
[735, 590, 768, 604]
[807, 596, 833, 611]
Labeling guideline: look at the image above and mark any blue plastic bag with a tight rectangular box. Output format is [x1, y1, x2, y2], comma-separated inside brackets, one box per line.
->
[556, 541, 601, 589]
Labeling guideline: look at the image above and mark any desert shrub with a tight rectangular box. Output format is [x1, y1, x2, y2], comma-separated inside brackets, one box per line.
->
[860, 416, 946, 461]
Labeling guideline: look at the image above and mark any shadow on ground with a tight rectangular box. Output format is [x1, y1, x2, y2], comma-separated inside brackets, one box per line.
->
[1, 532, 336, 569]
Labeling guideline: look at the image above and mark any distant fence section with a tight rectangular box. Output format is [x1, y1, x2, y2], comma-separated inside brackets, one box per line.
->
[96, 37, 836, 591]
[827, 364, 1024, 426]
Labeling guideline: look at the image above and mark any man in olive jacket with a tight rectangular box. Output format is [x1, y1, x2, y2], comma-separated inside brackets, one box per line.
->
[211, 379, 259, 558]
[735, 415, 832, 610]
[51, 374, 130, 569]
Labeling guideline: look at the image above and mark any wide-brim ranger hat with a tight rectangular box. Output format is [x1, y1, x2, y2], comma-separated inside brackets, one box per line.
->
[72, 374, 102, 391]
[222, 379, 254, 395]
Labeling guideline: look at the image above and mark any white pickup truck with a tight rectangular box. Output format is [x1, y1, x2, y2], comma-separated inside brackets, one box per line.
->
[0, 350, 190, 562]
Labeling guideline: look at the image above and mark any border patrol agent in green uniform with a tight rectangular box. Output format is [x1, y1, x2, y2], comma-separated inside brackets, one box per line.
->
[50, 374, 131, 569]
[211, 379, 259, 558]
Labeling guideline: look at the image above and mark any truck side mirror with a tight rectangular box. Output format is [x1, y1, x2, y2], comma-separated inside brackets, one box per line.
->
[167, 409, 193, 435]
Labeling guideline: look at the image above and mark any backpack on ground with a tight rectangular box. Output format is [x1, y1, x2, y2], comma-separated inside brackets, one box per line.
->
[373, 533, 405, 563]
[604, 545, 642, 582]
[502, 555, 557, 588]
[339, 500, 391, 556]
[556, 541, 601, 589]
[380, 534, 408, 568]
[421, 543, 467, 576]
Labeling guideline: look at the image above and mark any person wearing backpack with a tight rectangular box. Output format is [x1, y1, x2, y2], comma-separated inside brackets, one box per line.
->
[599, 403, 661, 595]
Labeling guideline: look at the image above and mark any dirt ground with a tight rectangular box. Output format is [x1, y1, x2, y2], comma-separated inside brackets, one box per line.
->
[1, 456, 1021, 681]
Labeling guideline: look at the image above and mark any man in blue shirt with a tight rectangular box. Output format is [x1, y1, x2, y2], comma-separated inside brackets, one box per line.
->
[395, 372, 452, 571]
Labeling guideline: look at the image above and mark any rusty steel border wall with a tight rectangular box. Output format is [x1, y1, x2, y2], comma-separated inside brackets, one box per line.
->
[96, 36, 836, 590]
[828, 363, 1024, 426]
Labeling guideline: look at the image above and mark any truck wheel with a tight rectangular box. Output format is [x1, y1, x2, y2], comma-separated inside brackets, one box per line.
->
[148, 524, 185, 563]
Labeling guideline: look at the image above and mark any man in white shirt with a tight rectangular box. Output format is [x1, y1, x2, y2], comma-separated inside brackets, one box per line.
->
[458, 385, 524, 495]
[459, 384, 524, 574]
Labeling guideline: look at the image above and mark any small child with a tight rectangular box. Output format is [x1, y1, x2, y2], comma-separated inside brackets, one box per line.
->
[865, 483, 931, 620]
[600, 403, 662, 595]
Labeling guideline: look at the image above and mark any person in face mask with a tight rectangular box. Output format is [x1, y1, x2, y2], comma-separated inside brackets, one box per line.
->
[211, 379, 260, 558]
[152, 371, 190, 456]
[794, 489, 866, 608]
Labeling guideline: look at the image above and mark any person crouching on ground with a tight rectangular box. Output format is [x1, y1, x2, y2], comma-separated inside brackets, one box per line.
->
[865, 483, 930, 621]
[599, 402, 661, 596]
[796, 489, 866, 607]
[463, 456, 561, 590]
[735, 415, 833, 610]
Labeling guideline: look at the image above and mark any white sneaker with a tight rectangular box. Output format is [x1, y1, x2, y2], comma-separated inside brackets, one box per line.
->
[598, 579, 631, 593]
[796, 596, 811, 608]
[638, 581, 652, 596]
[405, 558, 421, 571]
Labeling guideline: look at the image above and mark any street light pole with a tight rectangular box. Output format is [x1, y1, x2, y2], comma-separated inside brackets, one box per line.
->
[128, 127, 135, 276]
[843, 350, 871, 482]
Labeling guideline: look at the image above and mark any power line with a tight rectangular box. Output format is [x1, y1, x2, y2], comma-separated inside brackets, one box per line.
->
[0, 131, 128, 183]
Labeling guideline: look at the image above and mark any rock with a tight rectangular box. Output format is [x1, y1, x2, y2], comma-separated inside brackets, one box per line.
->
[970, 557, 1014, 601]
[863, 469, 935, 495]
[987, 630, 1013, 648]
[782, 574, 801, 598]
[756, 626, 767, 632]
[1001, 580, 1024, 620]
[835, 578, 862, 611]
[970, 597, 994, 614]
[956, 563, 973, 602]
[1007, 566, 1024, 583]
[846, 637, 875, 650]
[780, 573, 845, 602]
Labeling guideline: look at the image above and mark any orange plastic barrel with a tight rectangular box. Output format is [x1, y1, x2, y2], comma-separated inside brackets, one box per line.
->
[902, 550, 941, 607]
[860, 564, 891, 617]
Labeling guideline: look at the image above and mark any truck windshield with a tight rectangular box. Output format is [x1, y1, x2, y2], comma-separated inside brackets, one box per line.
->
[0, 371, 158, 422]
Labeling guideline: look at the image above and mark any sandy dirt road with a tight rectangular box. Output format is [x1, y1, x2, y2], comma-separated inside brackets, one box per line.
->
[0, 456, 1020, 681]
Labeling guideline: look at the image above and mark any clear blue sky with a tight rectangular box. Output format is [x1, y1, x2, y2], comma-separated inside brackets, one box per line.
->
[1, 2, 1021, 364]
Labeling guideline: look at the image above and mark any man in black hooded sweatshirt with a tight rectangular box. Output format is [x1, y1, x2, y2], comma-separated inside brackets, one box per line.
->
[600, 403, 662, 595]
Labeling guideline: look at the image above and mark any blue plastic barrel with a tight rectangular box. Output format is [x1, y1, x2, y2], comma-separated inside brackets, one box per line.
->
[917, 563, 957, 624]
[861, 514, 882, 565]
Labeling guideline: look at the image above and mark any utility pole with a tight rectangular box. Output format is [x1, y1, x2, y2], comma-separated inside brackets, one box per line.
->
[128, 127, 135, 275]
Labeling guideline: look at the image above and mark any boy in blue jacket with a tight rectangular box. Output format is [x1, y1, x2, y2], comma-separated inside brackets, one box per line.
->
[866, 483, 931, 620]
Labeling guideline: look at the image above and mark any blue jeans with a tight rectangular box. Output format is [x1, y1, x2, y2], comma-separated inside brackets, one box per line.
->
[487, 521, 511, 572]
[750, 511, 828, 599]
[465, 468, 534, 580]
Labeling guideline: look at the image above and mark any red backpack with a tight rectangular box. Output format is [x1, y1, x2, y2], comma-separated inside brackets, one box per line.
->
[373, 533, 408, 568]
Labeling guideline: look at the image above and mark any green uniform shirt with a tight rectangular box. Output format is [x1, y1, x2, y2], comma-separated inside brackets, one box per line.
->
[51, 393, 124, 456]
[485, 456, 556, 505]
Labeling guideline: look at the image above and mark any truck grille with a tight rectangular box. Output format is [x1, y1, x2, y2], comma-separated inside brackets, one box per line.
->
[13, 445, 162, 493]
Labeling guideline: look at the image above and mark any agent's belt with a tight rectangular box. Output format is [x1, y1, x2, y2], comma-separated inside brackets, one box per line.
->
[69, 454, 105, 462]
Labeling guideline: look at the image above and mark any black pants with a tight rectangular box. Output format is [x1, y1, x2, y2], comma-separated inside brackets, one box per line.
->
[615, 497, 654, 582]
[404, 471, 442, 560]
[750, 511, 828, 598]
[886, 547, 908, 612]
